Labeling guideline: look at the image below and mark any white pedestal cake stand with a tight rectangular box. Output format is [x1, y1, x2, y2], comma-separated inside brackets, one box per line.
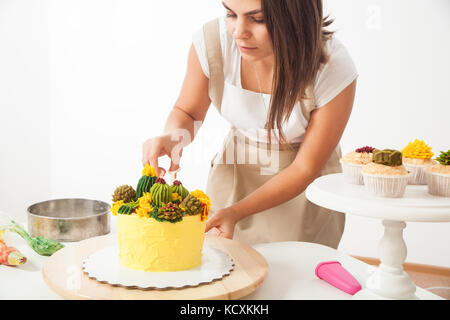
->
[305, 173, 450, 300]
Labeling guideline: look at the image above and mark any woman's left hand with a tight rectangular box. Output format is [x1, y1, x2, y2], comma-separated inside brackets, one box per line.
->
[205, 207, 239, 239]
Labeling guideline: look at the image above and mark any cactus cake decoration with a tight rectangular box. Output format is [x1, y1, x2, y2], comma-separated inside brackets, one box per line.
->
[435, 150, 450, 166]
[150, 178, 172, 207]
[170, 180, 189, 201]
[187, 190, 212, 222]
[118, 200, 140, 215]
[372, 149, 403, 166]
[110, 164, 211, 222]
[180, 193, 203, 216]
[135, 164, 158, 199]
[150, 202, 184, 223]
[112, 185, 136, 203]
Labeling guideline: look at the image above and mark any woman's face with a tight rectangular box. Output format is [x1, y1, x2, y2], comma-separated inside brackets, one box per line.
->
[222, 0, 273, 62]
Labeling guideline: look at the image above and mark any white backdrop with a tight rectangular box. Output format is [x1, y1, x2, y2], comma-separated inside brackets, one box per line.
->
[0, 0, 449, 267]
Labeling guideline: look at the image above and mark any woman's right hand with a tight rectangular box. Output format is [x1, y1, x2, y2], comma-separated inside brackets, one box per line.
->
[142, 133, 184, 178]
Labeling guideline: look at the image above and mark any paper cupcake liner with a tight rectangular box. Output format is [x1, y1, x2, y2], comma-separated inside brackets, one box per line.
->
[361, 172, 411, 198]
[403, 163, 432, 185]
[340, 160, 364, 185]
[425, 171, 450, 197]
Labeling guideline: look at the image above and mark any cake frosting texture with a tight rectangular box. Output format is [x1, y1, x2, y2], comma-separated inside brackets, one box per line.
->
[117, 214, 206, 272]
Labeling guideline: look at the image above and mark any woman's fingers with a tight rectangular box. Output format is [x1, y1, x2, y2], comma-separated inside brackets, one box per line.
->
[158, 167, 166, 178]
[208, 227, 232, 239]
[149, 155, 160, 177]
[205, 215, 218, 233]
[142, 135, 183, 178]
[208, 227, 222, 237]
[168, 163, 181, 179]
[206, 209, 235, 239]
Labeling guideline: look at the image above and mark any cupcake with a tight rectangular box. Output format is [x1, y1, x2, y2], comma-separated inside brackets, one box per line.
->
[361, 149, 411, 198]
[402, 139, 435, 185]
[340, 146, 375, 184]
[425, 150, 450, 197]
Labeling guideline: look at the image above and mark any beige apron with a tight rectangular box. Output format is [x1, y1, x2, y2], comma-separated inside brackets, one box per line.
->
[203, 19, 345, 248]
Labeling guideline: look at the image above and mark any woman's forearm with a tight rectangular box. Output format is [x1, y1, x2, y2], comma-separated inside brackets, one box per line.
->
[229, 164, 317, 221]
[163, 106, 198, 142]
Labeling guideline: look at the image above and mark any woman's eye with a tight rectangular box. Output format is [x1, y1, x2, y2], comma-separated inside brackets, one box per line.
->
[225, 12, 264, 24]
[252, 17, 264, 24]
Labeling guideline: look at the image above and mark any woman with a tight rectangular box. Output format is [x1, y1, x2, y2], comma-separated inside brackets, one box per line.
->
[142, 0, 357, 248]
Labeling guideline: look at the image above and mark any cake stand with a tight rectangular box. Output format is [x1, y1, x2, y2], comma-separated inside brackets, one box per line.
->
[305, 173, 450, 300]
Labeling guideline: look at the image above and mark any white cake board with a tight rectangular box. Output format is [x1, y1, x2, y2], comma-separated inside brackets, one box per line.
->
[82, 245, 234, 289]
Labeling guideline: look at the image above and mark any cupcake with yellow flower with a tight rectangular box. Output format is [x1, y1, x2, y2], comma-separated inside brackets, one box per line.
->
[402, 139, 435, 185]
[111, 164, 212, 272]
[425, 150, 450, 197]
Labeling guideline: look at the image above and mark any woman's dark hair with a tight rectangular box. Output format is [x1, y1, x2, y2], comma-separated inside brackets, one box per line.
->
[261, 0, 334, 149]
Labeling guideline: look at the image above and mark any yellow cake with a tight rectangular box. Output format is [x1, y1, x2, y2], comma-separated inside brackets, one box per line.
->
[117, 214, 206, 272]
[111, 164, 211, 272]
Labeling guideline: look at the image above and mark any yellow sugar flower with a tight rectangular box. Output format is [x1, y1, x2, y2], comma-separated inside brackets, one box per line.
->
[142, 164, 157, 177]
[135, 192, 153, 218]
[138, 192, 152, 206]
[191, 190, 211, 207]
[402, 139, 434, 159]
[171, 192, 183, 202]
[111, 200, 124, 216]
[136, 204, 152, 218]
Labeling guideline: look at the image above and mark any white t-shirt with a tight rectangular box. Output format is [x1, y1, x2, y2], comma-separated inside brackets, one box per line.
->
[193, 17, 358, 143]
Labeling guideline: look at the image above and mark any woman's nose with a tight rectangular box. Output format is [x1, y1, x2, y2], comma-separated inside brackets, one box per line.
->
[232, 18, 250, 40]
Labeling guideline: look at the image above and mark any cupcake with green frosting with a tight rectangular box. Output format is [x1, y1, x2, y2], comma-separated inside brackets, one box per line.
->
[361, 149, 411, 198]
[425, 150, 450, 197]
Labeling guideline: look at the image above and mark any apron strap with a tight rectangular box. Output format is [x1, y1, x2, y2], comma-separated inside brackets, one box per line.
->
[300, 86, 316, 122]
[203, 18, 225, 114]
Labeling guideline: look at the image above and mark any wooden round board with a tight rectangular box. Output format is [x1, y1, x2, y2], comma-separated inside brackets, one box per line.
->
[42, 234, 268, 300]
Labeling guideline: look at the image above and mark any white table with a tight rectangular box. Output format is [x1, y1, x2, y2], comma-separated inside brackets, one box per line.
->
[242, 241, 441, 300]
[0, 227, 442, 300]
[305, 173, 450, 300]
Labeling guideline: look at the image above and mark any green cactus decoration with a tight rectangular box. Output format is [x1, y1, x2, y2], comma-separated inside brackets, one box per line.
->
[136, 175, 157, 199]
[435, 150, 450, 166]
[150, 178, 171, 207]
[180, 193, 203, 216]
[112, 185, 136, 203]
[118, 200, 140, 215]
[372, 149, 403, 166]
[150, 202, 183, 223]
[170, 180, 189, 201]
